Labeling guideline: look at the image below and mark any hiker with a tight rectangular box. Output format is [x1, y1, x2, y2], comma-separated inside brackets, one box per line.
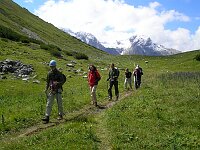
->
[124, 68, 132, 90]
[133, 64, 143, 89]
[88, 64, 101, 107]
[107, 63, 120, 100]
[42, 60, 65, 124]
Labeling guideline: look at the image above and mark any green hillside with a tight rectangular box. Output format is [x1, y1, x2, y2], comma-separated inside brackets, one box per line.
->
[0, 0, 109, 59]
[0, 0, 200, 149]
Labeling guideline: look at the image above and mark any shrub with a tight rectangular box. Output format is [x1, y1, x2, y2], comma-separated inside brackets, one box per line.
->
[50, 49, 62, 58]
[40, 43, 62, 57]
[64, 50, 73, 56]
[72, 51, 88, 60]
[30, 38, 43, 45]
[48, 44, 62, 51]
[40, 43, 49, 50]
[0, 25, 43, 45]
[194, 54, 200, 61]
[1, 38, 8, 42]
[0, 25, 21, 41]
[20, 37, 30, 43]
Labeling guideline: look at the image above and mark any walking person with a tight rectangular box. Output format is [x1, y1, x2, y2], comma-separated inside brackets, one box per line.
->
[107, 63, 120, 101]
[42, 60, 65, 124]
[124, 68, 132, 90]
[88, 64, 101, 107]
[133, 64, 143, 89]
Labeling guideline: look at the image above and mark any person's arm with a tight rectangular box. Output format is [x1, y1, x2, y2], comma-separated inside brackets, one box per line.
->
[95, 71, 101, 83]
[45, 73, 50, 92]
[107, 70, 110, 81]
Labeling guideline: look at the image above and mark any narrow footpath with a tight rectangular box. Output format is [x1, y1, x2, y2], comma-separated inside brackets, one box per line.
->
[3, 90, 133, 148]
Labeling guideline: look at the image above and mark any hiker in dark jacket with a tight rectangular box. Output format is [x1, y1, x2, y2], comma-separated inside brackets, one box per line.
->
[88, 65, 101, 107]
[107, 63, 120, 100]
[124, 68, 132, 90]
[133, 65, 143, 89]
[42, 60, 65, 124]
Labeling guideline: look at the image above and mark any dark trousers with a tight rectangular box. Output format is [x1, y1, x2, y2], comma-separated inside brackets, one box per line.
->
[108, 80, 119, 98]
[134, 75, 141, 89]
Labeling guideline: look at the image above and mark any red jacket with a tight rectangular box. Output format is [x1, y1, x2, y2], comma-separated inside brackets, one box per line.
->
[88, 70, 101, 86]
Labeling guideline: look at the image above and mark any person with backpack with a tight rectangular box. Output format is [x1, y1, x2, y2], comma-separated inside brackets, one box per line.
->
[124, 68, 132, 90]
[42, 60, 65, 124]
[88, 64, 101, 107]
[133, 64, 143, 89]
[107, 63, 120, 101]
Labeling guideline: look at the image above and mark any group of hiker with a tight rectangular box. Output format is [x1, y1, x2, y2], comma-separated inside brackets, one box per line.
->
[42, 60, 143, 123]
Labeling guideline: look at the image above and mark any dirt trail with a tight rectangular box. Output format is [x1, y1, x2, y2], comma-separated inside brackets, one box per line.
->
[15, 90, 133, 138]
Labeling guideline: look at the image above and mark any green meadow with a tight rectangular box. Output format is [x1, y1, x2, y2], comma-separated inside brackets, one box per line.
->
[0, 0, 200, 149]
[1, 38, 200, 149]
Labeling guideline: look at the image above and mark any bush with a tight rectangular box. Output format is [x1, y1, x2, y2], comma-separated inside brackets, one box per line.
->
[40, 43, 62, 57]
[40, 43, 49, 50]
[20, 37, 30, 43]
[194, 54, 200, 61]
[30, 38, 43, 45]
[64, 50, 73, 56]
[0, 25, 21, 41]
[0, 25, 43, 45]
[50, 49, 62, 58]
[72, 51, 88, 60]
[1, 38, 8, 42]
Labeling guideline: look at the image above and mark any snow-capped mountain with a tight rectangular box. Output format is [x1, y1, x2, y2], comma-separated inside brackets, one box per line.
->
[121, 35, 181, 56]
[63, 29, 180, 56]
[63, 29, 121, 55]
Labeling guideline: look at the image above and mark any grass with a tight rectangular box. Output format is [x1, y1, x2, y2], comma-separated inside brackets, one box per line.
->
[1, 37, 200, 149]
[1, 0, 200, 149]
[100, 72, 200, 149]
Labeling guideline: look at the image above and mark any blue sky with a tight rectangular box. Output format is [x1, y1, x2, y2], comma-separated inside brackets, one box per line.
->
[126, 0, 200, 33]
[13, 0, 200, 51]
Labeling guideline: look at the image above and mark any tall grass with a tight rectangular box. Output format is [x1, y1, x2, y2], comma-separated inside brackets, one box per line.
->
[102, 72, 200, 149]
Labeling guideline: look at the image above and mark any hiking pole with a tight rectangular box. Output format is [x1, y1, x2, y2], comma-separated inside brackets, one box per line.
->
[45, 90, 48, 103]
[40, 90, 48, 115]
[2, 114, 5, 126]
[106, 80, 109, 91]
[106, 79, 110, 100]
[39, 92, 44, 115]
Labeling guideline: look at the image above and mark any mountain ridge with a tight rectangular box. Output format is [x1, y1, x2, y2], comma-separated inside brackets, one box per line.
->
[64, 29, 181, 56]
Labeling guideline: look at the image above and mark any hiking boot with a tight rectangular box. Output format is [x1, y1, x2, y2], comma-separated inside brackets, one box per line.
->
[94, 102, 98, 107]
[57, 115, 63, 120]
[42, 116, 49, 124]
[116, 96, 119, 101]
[108, 96, 112, 101]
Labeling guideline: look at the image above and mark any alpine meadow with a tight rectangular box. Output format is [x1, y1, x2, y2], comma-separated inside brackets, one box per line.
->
[0, 0, 200, 149]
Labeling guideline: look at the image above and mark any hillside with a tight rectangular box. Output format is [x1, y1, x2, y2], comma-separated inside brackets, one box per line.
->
[1, 0, 200, 149]
[0, 0, 109, 59]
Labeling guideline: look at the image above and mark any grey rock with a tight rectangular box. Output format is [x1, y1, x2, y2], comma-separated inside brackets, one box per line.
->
[33, 80, 40, 84]
[67, 63, 75, 67]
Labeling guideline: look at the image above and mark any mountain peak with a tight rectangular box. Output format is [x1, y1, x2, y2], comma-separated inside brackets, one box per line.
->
[63, 29, 180, 56]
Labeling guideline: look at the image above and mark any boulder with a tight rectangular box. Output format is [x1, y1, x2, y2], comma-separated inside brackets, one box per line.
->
[0, 59, 34, 78]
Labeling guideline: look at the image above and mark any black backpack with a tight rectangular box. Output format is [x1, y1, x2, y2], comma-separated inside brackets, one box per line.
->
[115, 67, 120, 77]
[62, 73, 66, 84]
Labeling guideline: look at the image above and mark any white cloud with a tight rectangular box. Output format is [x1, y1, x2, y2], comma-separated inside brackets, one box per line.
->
[24, 0, 33, 3]
[195, 17, 200, 20]
[34, 0, 200, 51]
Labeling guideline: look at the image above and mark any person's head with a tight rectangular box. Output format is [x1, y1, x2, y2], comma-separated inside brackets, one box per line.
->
[89, 64, 96, 71]
[136, 64, 139, 69]
[110, 63, 115, 69]
[49, 60, 57, 70]
[125, 68, 129, 72]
